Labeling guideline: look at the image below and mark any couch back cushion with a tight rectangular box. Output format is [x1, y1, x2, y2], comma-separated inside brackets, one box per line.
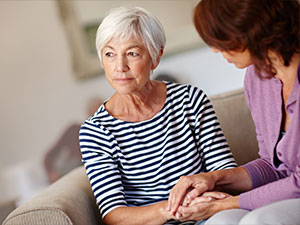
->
[210, 89, 259, 166]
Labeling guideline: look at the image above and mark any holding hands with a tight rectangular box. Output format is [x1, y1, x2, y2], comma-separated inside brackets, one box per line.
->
[167, 171, 241, 222]
[175, 191, 234, 221]
[167, 173, 216, 215]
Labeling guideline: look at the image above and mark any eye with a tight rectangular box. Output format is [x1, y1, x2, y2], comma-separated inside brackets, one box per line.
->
[104, 52, 114, 57]
[128, 52, 139, 57]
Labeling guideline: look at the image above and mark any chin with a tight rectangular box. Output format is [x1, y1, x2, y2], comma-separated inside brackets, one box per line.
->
[115, 86, 137, 95]
[234, 64, 248, 69]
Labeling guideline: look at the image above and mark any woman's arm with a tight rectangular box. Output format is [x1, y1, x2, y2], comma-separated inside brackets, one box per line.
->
[104, 200, 174, 225]
[168, 167, 252, 215]
[194, 89, 237, 171]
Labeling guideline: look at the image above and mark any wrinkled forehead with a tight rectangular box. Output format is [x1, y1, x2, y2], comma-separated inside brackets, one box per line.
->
[104, 33, 147, 50]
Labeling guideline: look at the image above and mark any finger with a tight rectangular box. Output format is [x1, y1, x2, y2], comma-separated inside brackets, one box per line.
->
[189, 196, 212, 206]
[181, 188, 193, 207]
[168, 188, 182, 214]
[182, 188, 200, 206]
[168, 178, 192, 214]
[176, 206, 193, 221]
[169, 191, 186, 215]
[202, 191, 227, 199]
[179, 204, 206, 215]
[182, 192, 196, 207]
[175, 211, 182, 220]
[176, 213, 192, 222]
[184, 183, 208, 203]
[182, 196, 189, 207]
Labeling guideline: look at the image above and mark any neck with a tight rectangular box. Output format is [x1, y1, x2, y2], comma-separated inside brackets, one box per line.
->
[271, 52, 300, 83]
[115, 81, 156, 108]
[106, 81, 166, 122]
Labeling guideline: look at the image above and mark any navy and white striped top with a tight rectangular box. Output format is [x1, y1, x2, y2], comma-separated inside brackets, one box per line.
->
[80, 82, 236, 218]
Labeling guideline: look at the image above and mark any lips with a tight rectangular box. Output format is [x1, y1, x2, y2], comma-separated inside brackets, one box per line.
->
[115, 77, 133, 82]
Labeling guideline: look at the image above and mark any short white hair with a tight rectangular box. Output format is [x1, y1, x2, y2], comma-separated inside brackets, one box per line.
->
[96, 6, 166, 65]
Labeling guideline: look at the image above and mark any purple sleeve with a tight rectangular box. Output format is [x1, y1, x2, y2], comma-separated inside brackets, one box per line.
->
[242, 158, 286, 188]
[239, 161, 300, 210]
[239, 158, 288, 210]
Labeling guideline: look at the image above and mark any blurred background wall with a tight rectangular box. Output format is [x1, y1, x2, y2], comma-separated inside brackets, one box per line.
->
[0, 0, 245, 208]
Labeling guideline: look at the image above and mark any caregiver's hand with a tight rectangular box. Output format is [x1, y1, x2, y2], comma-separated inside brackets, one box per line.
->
[167, 172, 217, 215]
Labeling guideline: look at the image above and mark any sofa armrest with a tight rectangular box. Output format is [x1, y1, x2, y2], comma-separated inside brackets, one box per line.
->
[3, 166, 104, 225]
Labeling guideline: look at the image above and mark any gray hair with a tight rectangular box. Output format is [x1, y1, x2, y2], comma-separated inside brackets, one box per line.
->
[96, 6, 166, 65]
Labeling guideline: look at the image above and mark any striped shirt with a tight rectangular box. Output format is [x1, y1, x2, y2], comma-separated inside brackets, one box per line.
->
[80, 82, 236, 218]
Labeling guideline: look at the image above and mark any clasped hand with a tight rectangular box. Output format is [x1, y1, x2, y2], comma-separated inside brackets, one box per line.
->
[166, 173, 231, 222]
[174, 191, 230, 221]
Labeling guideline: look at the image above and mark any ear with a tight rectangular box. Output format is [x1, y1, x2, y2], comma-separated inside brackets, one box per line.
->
[151, 48, 164, 70]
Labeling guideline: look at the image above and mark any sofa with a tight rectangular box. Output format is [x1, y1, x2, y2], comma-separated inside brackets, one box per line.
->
[3, 88, 259, 225]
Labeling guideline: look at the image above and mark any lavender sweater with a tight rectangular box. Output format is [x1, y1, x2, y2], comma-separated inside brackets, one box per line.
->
[238, 64, 300, 210]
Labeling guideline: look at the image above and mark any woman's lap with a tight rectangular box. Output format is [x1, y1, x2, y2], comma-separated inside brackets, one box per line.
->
[204, 198, 300, 225]
[204, 209, 249, 225]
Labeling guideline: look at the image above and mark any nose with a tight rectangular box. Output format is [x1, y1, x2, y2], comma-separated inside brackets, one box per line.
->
[116, 56, 129, 72]
[211, 47, 229, 60]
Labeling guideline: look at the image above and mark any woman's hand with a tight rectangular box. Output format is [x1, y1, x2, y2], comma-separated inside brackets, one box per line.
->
[176, 194, 239, 222]
[167, 172, 217, 215]
[175, 191, 230, 220]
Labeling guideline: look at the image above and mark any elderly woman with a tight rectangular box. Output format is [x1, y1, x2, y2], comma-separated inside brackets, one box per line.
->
[79, 6, 236, 225]
[167, 0, 300, 224]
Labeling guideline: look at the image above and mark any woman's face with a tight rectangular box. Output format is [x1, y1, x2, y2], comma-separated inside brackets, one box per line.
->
[212, 48, 253, 69]
[102, 36, 156, 95]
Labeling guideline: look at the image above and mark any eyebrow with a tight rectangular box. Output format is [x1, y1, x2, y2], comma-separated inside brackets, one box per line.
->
[103, 45, 142, 51]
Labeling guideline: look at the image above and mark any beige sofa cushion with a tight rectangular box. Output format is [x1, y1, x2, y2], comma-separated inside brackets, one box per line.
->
[210, 88, 259, 165]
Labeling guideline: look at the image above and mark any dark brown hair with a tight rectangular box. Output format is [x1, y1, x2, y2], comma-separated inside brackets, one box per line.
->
[194, 0, 300, 77]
